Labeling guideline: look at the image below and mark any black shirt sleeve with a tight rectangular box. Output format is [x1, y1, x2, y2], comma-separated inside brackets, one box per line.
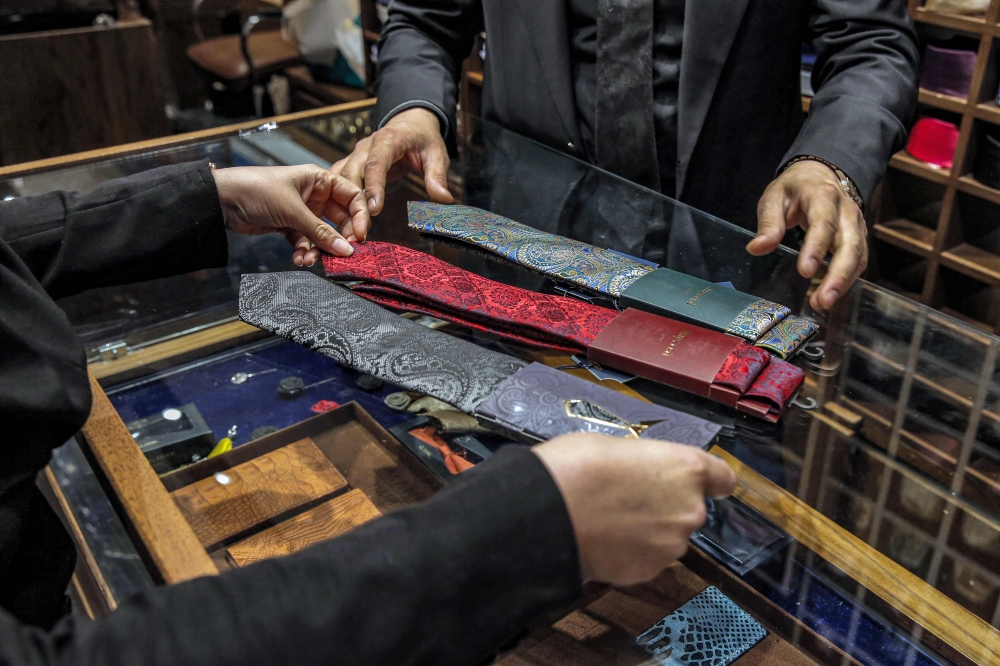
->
[0, 160, 229, 301]
[0, 446, 584, 666]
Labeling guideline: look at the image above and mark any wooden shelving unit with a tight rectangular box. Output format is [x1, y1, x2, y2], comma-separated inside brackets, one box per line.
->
[807, 284, 1000, 629]
[872, 0, 1000, 332]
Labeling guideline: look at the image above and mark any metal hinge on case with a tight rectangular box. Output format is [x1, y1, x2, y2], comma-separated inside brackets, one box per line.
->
[238, 121, 279, 138]
[95, 340, 129, 362]
[553, 285, 601, 304]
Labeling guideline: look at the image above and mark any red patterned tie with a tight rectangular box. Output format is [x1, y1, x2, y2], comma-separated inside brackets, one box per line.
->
[323, 242, 618, 352]
[322, 243, 803, 420]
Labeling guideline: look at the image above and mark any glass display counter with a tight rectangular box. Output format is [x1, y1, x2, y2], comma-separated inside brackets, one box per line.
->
[5, 100, 1000, 666]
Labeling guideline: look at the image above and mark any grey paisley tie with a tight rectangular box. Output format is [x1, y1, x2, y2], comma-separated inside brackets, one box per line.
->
[238, 272, 526, 413]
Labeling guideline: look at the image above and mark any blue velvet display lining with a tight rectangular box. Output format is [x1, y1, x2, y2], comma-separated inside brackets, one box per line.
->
[107, 339, 411, 447]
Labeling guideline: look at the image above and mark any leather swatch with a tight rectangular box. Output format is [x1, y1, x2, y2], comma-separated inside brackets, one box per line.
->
[239, 272, 527, 413]
[407, 201, 654, 297]
[171, 438, 347, 548]
[475, 363, 722, 448]
[635, 586, 767, 666]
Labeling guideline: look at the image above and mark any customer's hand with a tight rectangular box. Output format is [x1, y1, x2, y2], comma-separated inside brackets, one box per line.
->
[749, 159, 868, 313]
[531, 434, 736, 586]
[212, 164, 369, 266]
[330, 107, 453, 235]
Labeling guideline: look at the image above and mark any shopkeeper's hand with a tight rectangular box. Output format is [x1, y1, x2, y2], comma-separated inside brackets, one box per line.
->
[749, 159, 868, 313]
[212, 164, 370, 266]
[330, 107, 453, 239]
[532, 434, 736, 586]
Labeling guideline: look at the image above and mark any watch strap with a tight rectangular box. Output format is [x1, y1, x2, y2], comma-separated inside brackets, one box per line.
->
[784, 155, 864, 210]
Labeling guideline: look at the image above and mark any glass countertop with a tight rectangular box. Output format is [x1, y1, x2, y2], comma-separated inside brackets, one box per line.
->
[6, 105, 1000, 666]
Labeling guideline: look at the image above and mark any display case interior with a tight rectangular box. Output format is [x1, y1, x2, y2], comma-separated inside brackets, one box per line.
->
[5, 102, 1000, 666]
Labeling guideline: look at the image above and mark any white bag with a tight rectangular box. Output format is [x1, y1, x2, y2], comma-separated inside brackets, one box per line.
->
[924, 0, 990, 15]
[283, 0, 366, 86]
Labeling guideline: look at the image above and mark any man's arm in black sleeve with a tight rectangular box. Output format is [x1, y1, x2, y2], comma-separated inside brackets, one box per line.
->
[783, 0, 920, 205]
[373, 0, 484, 139]
[0, 446, 583, 666]
[0, 160, 228, 301]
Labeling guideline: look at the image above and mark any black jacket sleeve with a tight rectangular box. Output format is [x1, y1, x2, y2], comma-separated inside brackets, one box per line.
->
[0, 159, 228, 301]
[373, 0, 483, 138]
[0, 446, 583, 666]
[785, 0, 920, 205]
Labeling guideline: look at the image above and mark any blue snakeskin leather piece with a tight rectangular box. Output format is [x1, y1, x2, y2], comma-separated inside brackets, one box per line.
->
[635, 586, 767, 666]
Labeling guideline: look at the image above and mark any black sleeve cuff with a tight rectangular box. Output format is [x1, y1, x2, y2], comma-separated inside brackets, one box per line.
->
[36, 160, 228, 299]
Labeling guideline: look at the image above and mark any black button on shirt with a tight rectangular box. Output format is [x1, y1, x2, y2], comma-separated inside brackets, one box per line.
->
[568, 0, 685, 197]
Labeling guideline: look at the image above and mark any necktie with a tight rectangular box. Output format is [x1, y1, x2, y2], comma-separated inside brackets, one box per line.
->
[238, 272, 526, 413]
[476, 363, 722, 446]
[920, 45, 976, 100]
[239, 272, 721, 448]
[595, 0, 660, 191]
[407, 201, 655, 297]
[407, 202, 815, 354]
[323, 243, 804, 422]
[322, 241, 618, 351]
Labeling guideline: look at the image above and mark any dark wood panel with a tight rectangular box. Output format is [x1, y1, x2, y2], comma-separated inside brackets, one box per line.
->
[0, 99, 375, 178]
[0, 17, 170, 165]
[226, 488, 381, 566]
[171, 438, 347, 548]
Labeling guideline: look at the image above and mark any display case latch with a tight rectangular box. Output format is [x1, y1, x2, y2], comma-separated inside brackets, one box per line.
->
[96, 341, 129, 361]
[238, 121, 279, 138]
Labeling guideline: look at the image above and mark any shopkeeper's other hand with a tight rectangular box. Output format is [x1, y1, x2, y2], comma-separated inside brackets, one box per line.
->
[330, 107, 453, 239]
[212, 164, 369, 266]
[748, 159, 868, 313]
[532, 434, 736, 586]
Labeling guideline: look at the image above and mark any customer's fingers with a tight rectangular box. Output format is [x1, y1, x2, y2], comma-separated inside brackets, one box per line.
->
[318, 172, 371, 241]
[748, 185, 789, 256]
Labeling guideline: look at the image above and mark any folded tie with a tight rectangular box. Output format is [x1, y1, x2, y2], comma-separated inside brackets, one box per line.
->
[920, 45, 977, 99]
[907, 117, 959, 169]
[239, 272, 721, 447]
[406, 202, 802, 345]
[324, 243, 804, 421]
[754, 315, 819, 358]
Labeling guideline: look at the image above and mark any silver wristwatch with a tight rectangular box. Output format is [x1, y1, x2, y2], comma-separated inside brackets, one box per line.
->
[784, 155, 864, 211]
